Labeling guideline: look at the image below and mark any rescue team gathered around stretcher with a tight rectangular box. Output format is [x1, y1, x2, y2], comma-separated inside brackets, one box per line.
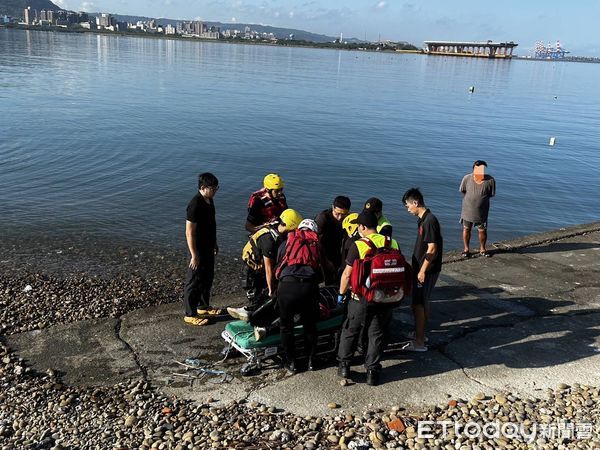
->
[183, 172, 446, 387]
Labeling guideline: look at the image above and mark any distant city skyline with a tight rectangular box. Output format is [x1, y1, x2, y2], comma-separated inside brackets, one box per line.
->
[48, 0, 600, 55]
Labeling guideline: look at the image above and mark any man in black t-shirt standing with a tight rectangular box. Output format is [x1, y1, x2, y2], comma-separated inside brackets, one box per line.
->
[402, 188, 443, 351]
[183, 172, 220, 326]
[315, 196, 351, 285]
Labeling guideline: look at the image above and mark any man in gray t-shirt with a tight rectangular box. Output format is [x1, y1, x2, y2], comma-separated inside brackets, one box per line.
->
[460, 160, 496, 257]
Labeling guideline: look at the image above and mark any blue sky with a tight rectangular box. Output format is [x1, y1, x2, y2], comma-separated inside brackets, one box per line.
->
[52, 0, 600, 55]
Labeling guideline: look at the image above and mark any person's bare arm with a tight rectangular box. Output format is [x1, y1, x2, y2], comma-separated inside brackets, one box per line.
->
[418, 242, 438, 283]
[264, 256, 274, 296]
[186, 220, 199, 269]
[339, 265, 353, 295]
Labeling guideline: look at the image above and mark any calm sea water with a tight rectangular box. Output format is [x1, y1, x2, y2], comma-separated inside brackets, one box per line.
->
[1, 29, 599, 255]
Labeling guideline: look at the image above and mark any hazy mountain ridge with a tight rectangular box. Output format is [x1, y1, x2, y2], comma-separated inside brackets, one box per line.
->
[0, 0, 63, 18]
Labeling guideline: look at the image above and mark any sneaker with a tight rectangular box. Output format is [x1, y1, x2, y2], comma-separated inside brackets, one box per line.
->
[253, 326, 267, 341]
[183, 316, 210, 326]
[405, 331, 429, 343]
[227, 306, 250, 321]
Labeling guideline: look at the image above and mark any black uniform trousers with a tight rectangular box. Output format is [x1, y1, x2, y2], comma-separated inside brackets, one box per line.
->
[337, 295, 393, 371]
[277, 278, 320, 364]
[183, 252, 215, 317]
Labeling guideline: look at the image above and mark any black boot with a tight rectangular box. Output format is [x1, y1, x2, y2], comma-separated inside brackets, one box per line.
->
[366, 369, 380, 386]
[337, 362, 350, 378]
[307, 355, 320, 371]
[284, 360, 297, 375]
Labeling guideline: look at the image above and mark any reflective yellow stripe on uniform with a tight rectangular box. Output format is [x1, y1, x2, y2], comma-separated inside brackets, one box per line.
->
[355, 233, 399, 259]
[376, 215, 392, 234]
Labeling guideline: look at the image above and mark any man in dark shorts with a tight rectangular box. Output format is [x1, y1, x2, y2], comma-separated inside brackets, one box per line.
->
[315, 196, 351, 285]
[402, 188, 443, 351]
[460, 160, 496, 257]
[183, 172, 220, 326]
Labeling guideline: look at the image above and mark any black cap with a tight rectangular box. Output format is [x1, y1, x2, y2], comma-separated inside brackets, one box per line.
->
[352, 211, 378, 229]
[364, 197, 383, 213]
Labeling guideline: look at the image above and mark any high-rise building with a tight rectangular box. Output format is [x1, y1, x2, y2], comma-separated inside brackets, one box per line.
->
[193, 21, 205, 35]
[24, 7, 35, 25]
[96, 13, 111, 28]
[47, 10, 54, 24]
[177, 21, 187, 34]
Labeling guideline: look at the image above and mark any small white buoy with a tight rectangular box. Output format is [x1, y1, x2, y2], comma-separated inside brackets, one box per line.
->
[468, 86, 475, 93]
[23, 285, 33, 292]
[549, 137, 556, 146]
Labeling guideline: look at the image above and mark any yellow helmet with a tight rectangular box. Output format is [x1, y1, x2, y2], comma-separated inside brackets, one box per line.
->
[342, 212, 359, 237]
[263, 173, 285, 190]
[279, 209, 303, 231]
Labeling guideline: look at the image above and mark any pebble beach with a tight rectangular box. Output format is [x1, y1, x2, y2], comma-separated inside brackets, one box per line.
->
[1, 340, 598, 449]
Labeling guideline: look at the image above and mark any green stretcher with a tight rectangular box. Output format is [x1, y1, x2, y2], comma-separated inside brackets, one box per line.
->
[221, 314, 343, 375]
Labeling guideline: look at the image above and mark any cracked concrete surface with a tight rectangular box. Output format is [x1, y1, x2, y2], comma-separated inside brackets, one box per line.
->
[9, 317, 142, 386]
[7, 222, 600, 416]
[115, 317, 149, 381]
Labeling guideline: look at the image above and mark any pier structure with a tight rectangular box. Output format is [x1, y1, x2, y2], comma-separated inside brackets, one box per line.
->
[424, 40, 518, 58]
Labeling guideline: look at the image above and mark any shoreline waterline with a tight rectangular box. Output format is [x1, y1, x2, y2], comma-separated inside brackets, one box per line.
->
[2, 221, 598, 336]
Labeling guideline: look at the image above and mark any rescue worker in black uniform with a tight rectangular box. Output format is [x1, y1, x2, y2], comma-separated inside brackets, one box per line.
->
[229, 209, 303, 320]
[275, 218, 323, 374]
[337, 211, 401, 386]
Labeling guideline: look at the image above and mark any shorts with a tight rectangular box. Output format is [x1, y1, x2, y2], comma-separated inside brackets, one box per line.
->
[412, 272, 439, 306]
[461, 219, 487, 230]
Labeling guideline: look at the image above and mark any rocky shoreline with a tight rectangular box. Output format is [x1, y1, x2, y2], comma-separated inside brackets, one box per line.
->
[1, 341, 598, 449]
